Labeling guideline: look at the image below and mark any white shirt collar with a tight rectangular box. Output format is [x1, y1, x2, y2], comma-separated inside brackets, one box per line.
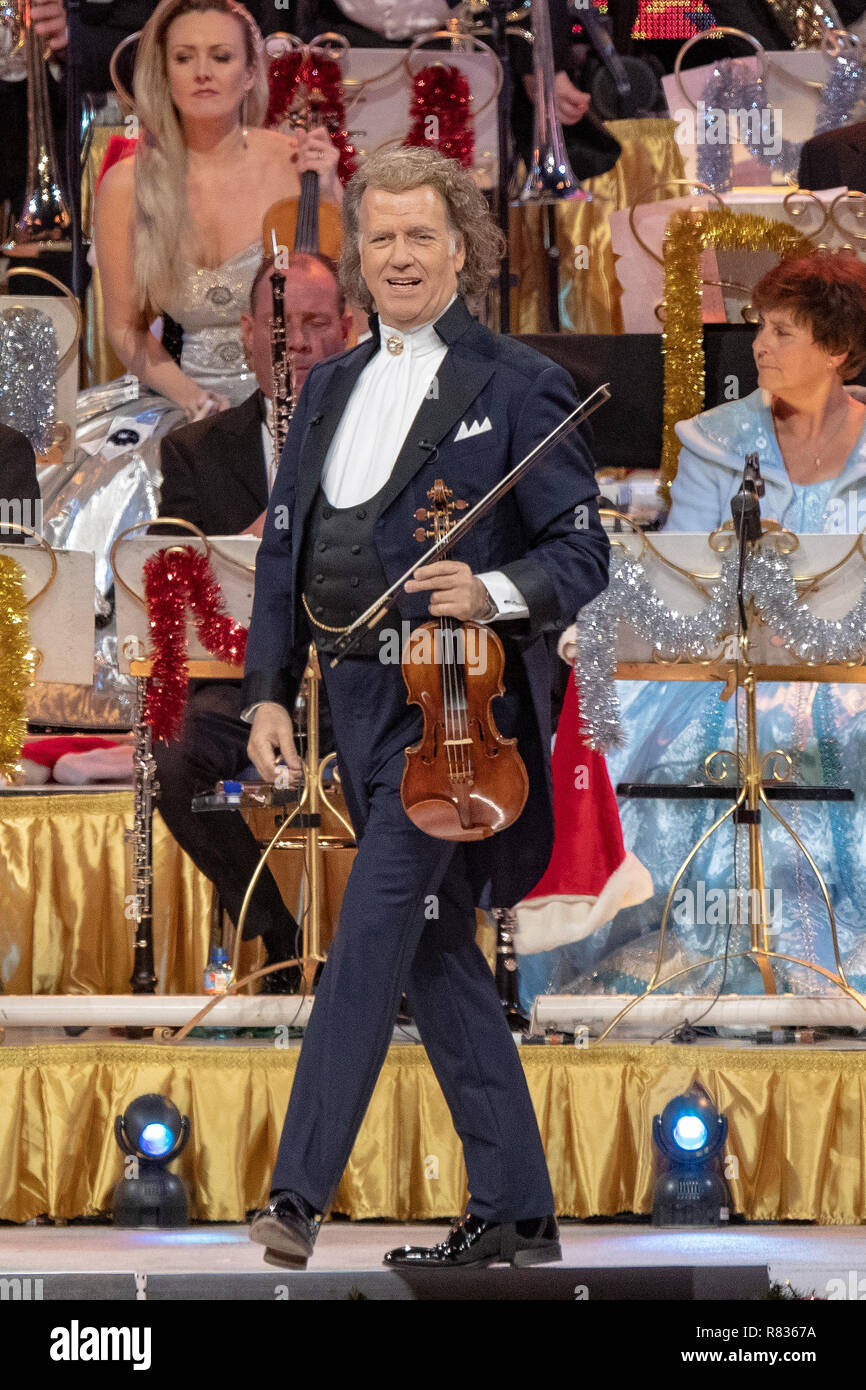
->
[378, 293, 457, 356]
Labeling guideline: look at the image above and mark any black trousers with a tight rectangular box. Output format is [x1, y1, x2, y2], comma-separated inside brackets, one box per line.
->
[270, 654, 554, 1222]
[152, 682, 297, 944]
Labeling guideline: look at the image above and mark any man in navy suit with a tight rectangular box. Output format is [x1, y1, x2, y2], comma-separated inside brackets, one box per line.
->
[245, 147, 609, 1270]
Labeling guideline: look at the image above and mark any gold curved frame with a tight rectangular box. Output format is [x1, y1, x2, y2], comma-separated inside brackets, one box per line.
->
[820, 26, 862, 57]
[265, 29, 350, 64]
[628, 178, 726, 268]
[164, 648, 354, 1043]
[626, 180, 754, 320]
[673, 27, 769, 110]
[110, 517, 257, 612]
[0, 524, 58, 604]
[597, 519, 866, 679]
[827, 189, 866, 245]
[781, 188, 831, 240]
[109, 32, 139, 113]
[404, 25, 503, 121]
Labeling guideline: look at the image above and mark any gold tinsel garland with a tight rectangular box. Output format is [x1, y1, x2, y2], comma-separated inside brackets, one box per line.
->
[0, 555, 36, 779]
[661, 209, 813, 503]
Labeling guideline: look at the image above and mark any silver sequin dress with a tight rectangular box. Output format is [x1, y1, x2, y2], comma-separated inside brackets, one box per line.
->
[162, 242, 261, 406]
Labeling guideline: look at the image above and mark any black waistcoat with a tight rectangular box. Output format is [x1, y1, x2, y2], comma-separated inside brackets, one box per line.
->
[299, 485, 391, 657]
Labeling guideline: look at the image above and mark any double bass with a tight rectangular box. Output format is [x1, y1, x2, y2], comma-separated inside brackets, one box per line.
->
[262, 56, 342, 263]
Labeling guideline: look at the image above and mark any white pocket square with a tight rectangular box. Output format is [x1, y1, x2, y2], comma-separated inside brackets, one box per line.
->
[454, 416, 493, 442]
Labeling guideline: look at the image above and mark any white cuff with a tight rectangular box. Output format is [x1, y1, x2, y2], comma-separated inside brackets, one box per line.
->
[476, 570, 529, 622]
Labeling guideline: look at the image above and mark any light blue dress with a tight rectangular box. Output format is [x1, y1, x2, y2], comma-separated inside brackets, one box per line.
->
[518, 388, 866, 1009]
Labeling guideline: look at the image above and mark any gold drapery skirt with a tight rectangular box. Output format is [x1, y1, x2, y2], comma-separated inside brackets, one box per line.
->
[0, 791, 493, 993]
[0, 792, 354, 994]
[0, 1041, 864, 1223]
[508, 117, 686, 334]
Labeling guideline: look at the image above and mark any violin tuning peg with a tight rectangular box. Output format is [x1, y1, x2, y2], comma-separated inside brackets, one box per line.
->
[414, 508, 428, 521]
[414, 527, 428, 543]
[454, 499, 468, 510]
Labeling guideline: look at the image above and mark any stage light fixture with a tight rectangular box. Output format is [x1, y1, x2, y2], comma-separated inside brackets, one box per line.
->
[112, 1094, 191, 1228]
[652, 1084, 731, 1226]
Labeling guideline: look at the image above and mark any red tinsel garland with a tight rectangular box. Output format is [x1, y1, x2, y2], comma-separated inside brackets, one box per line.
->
[405, 65, 474, 170]
[266, 51, 357, 185]
[143, 547, 248, 742]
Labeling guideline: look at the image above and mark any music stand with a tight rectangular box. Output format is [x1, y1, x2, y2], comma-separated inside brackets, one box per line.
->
[589, 518, 866, 1041]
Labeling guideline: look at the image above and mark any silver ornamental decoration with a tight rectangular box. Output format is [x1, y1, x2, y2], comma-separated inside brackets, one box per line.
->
[576, 545, 866, 749]
[0, 304, 57, 453]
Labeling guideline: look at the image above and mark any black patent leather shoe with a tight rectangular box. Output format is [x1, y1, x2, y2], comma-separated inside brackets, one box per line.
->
[383, 1213, 561, 1269]
[249, 1191, 319, 1268]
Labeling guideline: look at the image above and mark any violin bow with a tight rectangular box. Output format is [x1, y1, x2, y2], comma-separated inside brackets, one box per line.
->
[328, 380, 612, 667]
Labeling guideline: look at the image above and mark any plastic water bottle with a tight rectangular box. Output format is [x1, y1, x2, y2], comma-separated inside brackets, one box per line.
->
[202, 947, 235, 1039]
[204, 946, 234, 995]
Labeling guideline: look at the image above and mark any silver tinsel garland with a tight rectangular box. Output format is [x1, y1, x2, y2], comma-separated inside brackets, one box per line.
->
[0, 305, 58, 454]
[576, 545, 866, 749]
[814, 49, 866, 136]
[696, 61, 802, 192]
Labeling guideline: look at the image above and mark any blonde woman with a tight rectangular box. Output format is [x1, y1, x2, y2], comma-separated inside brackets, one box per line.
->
[94, 0, 341, 419]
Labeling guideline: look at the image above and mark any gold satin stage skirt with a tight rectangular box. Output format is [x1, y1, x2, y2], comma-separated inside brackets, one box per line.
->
[3, 793, 865, 1226]
[1, 1040, 865, 1224]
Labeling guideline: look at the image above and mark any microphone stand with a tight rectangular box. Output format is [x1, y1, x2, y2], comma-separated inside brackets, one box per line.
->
[486, 0, 514, 333]
[728, 451, 776, 994]
[730, 451, 763, 634]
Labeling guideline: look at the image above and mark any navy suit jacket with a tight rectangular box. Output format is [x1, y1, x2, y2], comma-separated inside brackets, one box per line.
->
[243, 296, 610, 904]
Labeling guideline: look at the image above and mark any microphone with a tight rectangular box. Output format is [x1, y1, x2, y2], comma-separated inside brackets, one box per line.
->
[730, 451, 763, 544]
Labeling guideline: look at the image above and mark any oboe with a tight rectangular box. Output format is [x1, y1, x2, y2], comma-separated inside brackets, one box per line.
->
[270, 260, 296, 470]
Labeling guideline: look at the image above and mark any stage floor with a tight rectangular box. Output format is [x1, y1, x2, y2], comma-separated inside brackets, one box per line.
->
[0, 1222, 863, 1301]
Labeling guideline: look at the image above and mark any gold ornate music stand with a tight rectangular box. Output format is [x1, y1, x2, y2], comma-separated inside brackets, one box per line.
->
[230, 644, 354, 985]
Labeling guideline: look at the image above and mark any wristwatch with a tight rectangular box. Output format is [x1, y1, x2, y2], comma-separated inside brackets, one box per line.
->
[478, 586, 499, 622]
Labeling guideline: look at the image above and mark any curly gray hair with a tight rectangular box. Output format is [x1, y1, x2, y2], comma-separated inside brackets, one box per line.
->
[339, 146, 506, 314]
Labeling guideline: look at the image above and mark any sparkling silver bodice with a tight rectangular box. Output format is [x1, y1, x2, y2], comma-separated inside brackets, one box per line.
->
[162, 242, 260, 406]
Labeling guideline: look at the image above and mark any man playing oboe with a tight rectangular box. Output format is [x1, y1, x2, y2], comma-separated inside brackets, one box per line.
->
[153, 252, 351, 992]
[245, 147, 609, 1268]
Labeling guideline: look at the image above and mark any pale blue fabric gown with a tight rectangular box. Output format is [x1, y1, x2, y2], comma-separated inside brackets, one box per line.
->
[518, 389, 866, 1009]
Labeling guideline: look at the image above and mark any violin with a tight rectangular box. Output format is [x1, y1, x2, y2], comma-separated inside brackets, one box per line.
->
[400, 479, 529, 842]
[262, 83, 341, 261]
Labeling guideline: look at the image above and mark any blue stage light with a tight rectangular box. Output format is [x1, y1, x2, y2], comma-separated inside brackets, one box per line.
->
[672, 1113, 709, 1152]
[139, 1121, 174, 1157]
[652, 1084, 730, 1226]
[113, 1094, 191, 1228]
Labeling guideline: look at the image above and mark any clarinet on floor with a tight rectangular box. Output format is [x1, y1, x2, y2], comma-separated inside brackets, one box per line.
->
[128, 675, 158, 993]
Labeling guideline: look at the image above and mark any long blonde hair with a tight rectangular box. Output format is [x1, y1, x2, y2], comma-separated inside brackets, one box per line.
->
[132, 0, 269, 315]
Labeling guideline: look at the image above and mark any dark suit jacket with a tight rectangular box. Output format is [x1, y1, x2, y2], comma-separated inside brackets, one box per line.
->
[242, 296, 610, 905]
[798, 121, 866, 195]
[157, 389, 268, 534]
[0, 422, 40, 540]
